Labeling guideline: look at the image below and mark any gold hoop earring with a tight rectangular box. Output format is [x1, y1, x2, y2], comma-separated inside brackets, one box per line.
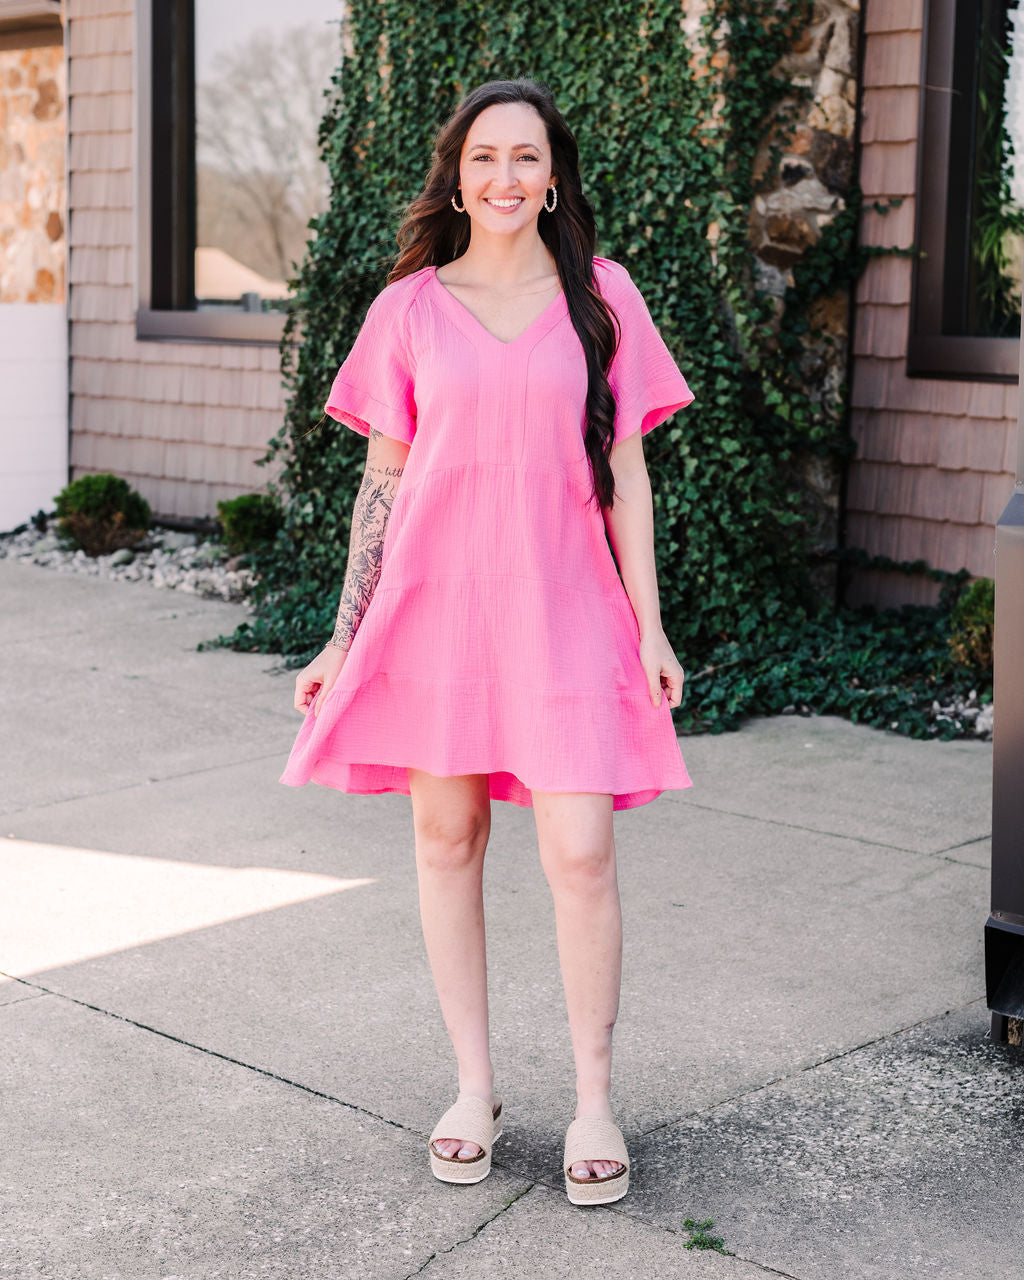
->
[451, 190, 466, 213]
[543, 185, 558, 213]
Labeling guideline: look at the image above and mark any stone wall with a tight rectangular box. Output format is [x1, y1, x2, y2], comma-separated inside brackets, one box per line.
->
[749, 0, 861, 587]
[0, 42, 65, 303]
[754, 4, 857, 277]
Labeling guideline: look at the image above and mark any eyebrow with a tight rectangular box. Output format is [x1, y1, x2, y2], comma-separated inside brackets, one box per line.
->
[467, 142, 541, 151]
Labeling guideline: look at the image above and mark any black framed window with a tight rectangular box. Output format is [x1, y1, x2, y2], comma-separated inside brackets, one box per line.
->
[0, 0, 62, 51]
[137, 0, 340, 344]
[910, 0, 1024, 379]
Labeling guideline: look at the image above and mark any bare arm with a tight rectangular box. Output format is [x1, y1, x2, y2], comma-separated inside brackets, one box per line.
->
[292, 427, 411, 714]
[331, 427, 410, 650]
[602, 430, 685, 709]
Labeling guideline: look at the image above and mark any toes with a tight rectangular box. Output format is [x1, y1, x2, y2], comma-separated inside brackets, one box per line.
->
[569, 1159, 624, 1180]
[433, 1138, 482, 1161]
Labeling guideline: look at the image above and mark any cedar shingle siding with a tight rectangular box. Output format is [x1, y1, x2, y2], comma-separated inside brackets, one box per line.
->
[67, 0, 286, 522]
[63, 0, 1018, 565]
[849, 0, 1015, 605]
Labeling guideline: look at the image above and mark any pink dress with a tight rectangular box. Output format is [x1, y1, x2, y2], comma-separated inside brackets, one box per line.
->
[279, 256, 695, 810]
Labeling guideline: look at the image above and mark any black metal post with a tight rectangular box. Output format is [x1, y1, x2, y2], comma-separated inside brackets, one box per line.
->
[986, 284, 1024, 1044]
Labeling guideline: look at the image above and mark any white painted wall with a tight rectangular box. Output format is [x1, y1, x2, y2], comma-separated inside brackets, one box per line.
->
[0, 302, 67, 532]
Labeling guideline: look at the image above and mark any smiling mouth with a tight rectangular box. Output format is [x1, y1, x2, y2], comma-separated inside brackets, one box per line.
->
[484, 197, 525, 209]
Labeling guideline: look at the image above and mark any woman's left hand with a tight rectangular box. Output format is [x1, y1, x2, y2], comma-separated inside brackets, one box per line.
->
[638, 629, 685, 709]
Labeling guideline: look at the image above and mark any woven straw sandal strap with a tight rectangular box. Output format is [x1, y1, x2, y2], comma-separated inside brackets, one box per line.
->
[563, 1116, 629, 1175]
[429, 1096, 496, 1156]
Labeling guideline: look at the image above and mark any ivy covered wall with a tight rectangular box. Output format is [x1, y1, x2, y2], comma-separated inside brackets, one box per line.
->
[208, 0, 991, 739]
[233, 0, 862, 669]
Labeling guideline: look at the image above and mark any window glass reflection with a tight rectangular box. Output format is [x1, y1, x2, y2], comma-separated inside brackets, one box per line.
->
[966, 0, 1024, 338]
[193, 0, 340, 313]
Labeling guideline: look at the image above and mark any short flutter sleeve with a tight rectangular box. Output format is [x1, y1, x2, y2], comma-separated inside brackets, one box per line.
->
[597, 259, 695, 444]
[324, 286, 417, 445]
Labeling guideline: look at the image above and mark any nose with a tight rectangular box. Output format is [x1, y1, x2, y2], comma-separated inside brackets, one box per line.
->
[490, 158, 518, 189]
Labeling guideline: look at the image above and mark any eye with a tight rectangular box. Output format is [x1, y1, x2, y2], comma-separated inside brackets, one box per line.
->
[517, 154, 539, 162]
[471, 154, 492, 161]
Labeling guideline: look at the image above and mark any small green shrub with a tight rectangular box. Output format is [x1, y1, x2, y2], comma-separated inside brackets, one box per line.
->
[948, 577, 994, 677]
[54, 473, 151, 556]
[216, 493, 284, 556]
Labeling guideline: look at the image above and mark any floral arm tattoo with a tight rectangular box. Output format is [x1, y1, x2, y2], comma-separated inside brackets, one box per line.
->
[330, 429, 405, 650]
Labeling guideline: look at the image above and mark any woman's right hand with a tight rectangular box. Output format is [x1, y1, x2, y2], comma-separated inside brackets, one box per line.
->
[293, 644, 349, 716]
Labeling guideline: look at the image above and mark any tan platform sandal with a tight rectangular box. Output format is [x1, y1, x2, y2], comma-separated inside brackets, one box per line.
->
[428, 1096, 503, 1185]
[563, 1116, 630, 1205]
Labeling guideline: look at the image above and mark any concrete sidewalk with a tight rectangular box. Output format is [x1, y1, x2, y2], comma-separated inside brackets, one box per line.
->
[1, 557, 1020, 1280]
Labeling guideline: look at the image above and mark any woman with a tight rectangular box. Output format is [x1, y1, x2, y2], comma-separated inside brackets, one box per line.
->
[281, 77, 694, 1207]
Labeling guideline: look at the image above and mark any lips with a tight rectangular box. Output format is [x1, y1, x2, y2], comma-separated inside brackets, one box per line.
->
[484, 197, 524, 209]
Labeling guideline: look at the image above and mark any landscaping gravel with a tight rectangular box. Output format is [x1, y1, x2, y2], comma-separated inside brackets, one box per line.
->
[0, 519, 257, 606]
[0, 517, 994, 739]
[932, 690, 994, 739]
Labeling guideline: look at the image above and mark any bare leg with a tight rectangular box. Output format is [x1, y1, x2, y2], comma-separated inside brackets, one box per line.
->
[532, 789, 624, 1182]
[409, 768, 495, 1160]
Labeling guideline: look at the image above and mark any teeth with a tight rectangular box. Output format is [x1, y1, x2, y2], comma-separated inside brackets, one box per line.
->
[487, 198, 522, 208]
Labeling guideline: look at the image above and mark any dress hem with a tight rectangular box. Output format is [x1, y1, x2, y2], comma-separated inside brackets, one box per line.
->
[279, 757, 692, 812]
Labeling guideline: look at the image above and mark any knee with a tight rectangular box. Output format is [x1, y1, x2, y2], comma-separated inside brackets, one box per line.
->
[544, 840, 616, 894]
[415, 810, 489, 873]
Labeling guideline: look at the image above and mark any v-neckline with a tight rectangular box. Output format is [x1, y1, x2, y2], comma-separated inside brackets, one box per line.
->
[430, 266, 566, 347]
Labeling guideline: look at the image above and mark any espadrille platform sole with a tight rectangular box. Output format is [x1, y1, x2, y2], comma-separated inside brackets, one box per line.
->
[563, 1116, 630, 1205]
[428, 1096, 503, 1185]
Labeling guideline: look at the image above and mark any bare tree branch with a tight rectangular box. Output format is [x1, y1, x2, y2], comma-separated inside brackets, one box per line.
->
[196, 21, 339, 285]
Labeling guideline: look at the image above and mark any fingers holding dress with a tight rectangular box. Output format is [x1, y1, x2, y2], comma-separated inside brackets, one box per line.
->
[638, 630, 684, 708]
[293, 644, 349, 715]
[661, 664, 684, 708]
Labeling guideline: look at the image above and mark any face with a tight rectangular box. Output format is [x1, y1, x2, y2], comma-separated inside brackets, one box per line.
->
[456, 101, 556, 230]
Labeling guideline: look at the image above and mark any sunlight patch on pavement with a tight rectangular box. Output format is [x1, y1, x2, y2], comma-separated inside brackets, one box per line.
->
[0, 838, 375, 979]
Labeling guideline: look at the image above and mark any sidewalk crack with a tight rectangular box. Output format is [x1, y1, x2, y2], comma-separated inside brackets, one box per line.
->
[460, 1177, 807, 1280]
[402, 1183, 535, 1279]
[0, 988, 50, 1009]
[672, 799, 990, 866]
[637, 994, 988, 1144]
[0, 972, 413, 1137]
[936, 833, 990, 857]
[0, 750, 293, 819]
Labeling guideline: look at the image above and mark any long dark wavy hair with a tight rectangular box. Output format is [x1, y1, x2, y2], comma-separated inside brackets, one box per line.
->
[389, 78, 621, 509]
